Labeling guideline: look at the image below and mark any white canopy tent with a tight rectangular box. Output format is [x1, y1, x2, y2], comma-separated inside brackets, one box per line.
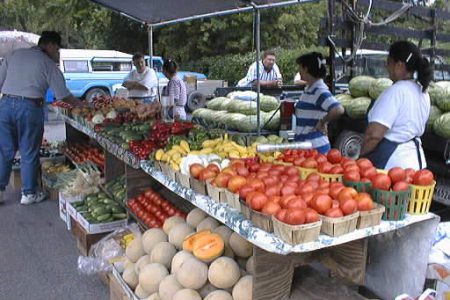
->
[89, 0, 318, 134]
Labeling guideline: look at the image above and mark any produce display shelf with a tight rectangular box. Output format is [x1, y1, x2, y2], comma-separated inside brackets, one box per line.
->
[60, 112, 437, 255]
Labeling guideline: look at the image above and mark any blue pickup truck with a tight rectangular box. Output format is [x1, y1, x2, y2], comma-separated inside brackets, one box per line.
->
[46, 49, 206, 102]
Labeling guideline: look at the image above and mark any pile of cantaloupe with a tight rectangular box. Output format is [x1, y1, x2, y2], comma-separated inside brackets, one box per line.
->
[121, 208, 254, 300]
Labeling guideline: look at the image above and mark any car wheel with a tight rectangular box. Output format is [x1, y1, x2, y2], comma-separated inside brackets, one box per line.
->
[85, 88, 109, 103]
[186, 91, 206, 112]
[334, 130, 364, 160]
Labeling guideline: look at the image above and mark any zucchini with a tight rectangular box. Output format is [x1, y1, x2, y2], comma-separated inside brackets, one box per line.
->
[113, 213, 127, 220]
[96, 213, 112, 222]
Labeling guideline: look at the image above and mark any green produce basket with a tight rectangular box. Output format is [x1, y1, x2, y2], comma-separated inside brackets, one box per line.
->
[343, 180, 372, 193]
[371, 188, 411, 221]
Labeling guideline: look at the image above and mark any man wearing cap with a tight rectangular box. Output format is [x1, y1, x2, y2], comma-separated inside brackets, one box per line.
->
[0, 31, 80, 205]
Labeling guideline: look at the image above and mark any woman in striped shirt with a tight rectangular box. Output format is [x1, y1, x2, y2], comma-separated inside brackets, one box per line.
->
[162, 59, 187, 120]
[294, 52, 344, 154]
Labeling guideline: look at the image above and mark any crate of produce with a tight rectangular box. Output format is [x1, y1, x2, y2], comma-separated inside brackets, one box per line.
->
[160, 162, 176, 182]
[239, 199, 251, 219]
[343, 179, 372, 193]
[175, 172, 191, 189]
[319, 172, 343, 183]
[251, 209, 274, 232]
[206, 181, 227, 203]
[320, 212, 359, 237]
[272, 217, 322, 244]
[224, 189, 241, 211]
[190, 177, 207, 195]
[372, 188, 410, 221]
[298, 167, 318, 179]
[408, 181, 436, 214]
[357, 203, 385, 229]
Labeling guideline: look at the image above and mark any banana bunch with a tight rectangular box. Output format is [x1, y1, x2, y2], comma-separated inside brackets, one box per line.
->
[42, 163, 71, 174]
[194, 134, 256, 159]
[121, 233, 135, 249]
[154, 140, 190, 171]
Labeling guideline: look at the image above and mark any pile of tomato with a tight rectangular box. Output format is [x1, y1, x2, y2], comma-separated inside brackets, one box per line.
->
[128, 188, 186, 228]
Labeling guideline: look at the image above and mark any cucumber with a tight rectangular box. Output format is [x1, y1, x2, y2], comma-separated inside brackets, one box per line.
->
[77, 205, 89, 212]
[116, 190, 126, 201]
[93, 206, 110, 215]
[98, 192, 107, 199]
[111, 206, 125, 214]
[103, 217, 115, 222]
[102, 198, 116, 205]
[113, 213, 127, 220]
[96, 213, 112, 222]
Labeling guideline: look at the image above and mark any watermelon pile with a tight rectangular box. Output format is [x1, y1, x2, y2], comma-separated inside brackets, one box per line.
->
[192, 94, 280, 133]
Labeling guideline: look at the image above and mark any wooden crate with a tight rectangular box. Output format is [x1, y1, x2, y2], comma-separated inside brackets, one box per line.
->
[320, 212, 359, 237]
[357, 203, 385, 229]
[71, 217, 108, 256]
[272, 217, 321, 244]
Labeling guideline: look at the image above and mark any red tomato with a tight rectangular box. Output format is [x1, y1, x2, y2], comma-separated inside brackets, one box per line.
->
[302, 192, 314, 206]
[304, 208, 320, 223]
[258, 163, 272, 173]
[206, 163, 220, 174]
[137, 195, 145, 204]
[306, 173, 321, 182]
[405, 168, 416, 183]
[344, 165, 360, 174]
[248, 163, 260, 173]
[144, 189, 155, 198]
[301, 158, 318, 169]
[318, 162, 333, 174]
[299, 183, 315, 196]
[280, 195, 297, 208]
[238, 184, 254, 200]
[311, 194, 332, 214]
[344, 171, 361, 182]
[285, 209, 306, 225]
[213, 173, 231, 188]
[153, 196, 162, 206]
[325, 207, 344, 218]
[340, 198, 358, 215]
[269, 169, 282, 178]
[198, 169, 217, 181]
[261, 201, 281, 215]
[222, 167, 237, 177]
[249, 192, 269, 211]
[372, 174, 392, 191]
[280, 175, 289, 183]
[286, 197, 307, 209]
[236, 166, 250, 177]
[329, 184, 345, 200]
[357, 158, 373, 170]
[281, 185, 296, 197]
[269, 196, 282, 204]
[332, 200, 340, 208]
[355, 193, 374, 211]
[361, 167, 378, 180]
[275, 209, 288, 222]
[189, 163, 204, 179]
[337, 187, 358, 201]
[262, 177, 277, 187]
[293, 157, 306, 166]
[316, 188, 330, 196]
[247, 178, 265, 191]
[227, 176, 247, 193]
[388, 167, 406, 184]
[284, 166, 299, 177]
[265, 185, 281, 197]
[341, 159, 357, 169]
[413, 169, 434, 186]
[316, 154, 328, 164]
[327, 149, 343, 164]
[392, 181, 410, 191]
[361, 177, 371, 183]
[330, 165, 344, 174]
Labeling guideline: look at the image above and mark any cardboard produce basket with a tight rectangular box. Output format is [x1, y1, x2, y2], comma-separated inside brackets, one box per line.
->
[175, 172, 191, 189]
[159, 162, 176, 181]
[272, 217, 322, 244]
[239, 199, 251, 219]
[224, 189, 241, 211]
[190, 177, 208, 195]
[251, 209, 274, 233]
[320, 211, 359, 237]
[206, 181, 227, 203]
[357, 203, 385, 229]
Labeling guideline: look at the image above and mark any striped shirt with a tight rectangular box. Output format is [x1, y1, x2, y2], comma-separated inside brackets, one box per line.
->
[162, 75, 187, 120]
[294, 79, 341, 154]
[237, 61, 282, 87]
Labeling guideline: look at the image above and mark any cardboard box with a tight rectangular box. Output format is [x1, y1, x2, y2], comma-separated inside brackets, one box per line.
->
[111, 266, 139, 300]
[71, 217, 108, 256]
[59, 195, 68, 223]
[77, 212, 127, 235]
[66, 201, 79, 221]
[59, 191, 82, 225]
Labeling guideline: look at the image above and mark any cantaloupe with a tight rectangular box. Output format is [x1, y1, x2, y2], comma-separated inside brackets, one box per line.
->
[246, 256, 254, 275]
[171, 250, 194, 274]
[135, 255, 151, 274]
[169, 223, 194, 249]
[142, 228, 168, 254]
[163, 216, 185, 235]
[186, 208, 207, 228]
[232, 275, 253, 300]
[237, 257, 248, 270]
[173, 289, 202, 300]
[126, 238, 146, 263]
[124, 259, 134, 270]
[175, 257, 208, 289]
[213, 226, 233, 248]
[158, 274, 183, 300]
[150, 242, 177, 269]
[208, 257, 240, 289]
[182, 230, 211, 252]
[198, 283, 217, 298]
[204, 290, 233, 300]
[135, 284, 150, 299]
[139, 263, 169, 294]
[122, 266, 139, 289]
[146, 293, 161, 300]
[193, 233, 224, 263]
[229, 233, 252, 258]
[197, 217, 219, 232]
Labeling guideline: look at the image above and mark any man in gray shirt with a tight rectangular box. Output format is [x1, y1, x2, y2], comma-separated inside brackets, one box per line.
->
[0, 31, 80, 205]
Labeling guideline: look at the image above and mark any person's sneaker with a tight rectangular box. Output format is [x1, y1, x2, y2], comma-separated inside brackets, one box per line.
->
[20, 192, 46, 205]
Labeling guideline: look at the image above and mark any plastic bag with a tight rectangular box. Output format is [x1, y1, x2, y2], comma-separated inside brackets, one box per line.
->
[77, 223, 141, 275]
[395, 289, 437, 300]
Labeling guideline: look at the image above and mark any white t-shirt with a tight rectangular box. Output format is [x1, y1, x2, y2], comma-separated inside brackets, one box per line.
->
[368, 80, 430, 170]
[124, 67, 158, 98]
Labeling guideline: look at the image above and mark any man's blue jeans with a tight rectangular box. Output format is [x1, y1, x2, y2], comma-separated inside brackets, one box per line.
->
[0, 95, 44, 194]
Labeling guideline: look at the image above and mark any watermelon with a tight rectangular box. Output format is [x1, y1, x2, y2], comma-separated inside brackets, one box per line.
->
[239, 101, 258, 115]
[427, 105, 442, 131]
[219, 98, 232, 111]
[428, 82, 445, 105]
[345, 97, 371, 119]
[433, 112, 450, 139]
[436, 81, 450, 89]
[349, 76, 376, 98]
[237, 114, 269, 133]
[206, 97, 228, 110]
[368, 78, 393, 100]
[260, 95, 279, 112]
[335, 93, 354, 107]
[227, 113, 247, 130]
[226, 100, 245, 113]
[192, 108, 209, 119]
[434, 84, 450, 112]
[263, 110, 280, 131]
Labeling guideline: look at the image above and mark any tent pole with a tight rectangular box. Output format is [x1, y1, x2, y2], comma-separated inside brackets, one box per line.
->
[254, 5, 261, 136]
[148, 25, 153, 68]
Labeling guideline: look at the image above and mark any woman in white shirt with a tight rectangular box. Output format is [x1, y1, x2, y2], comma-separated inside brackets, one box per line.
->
[361, 41, 433, 170]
